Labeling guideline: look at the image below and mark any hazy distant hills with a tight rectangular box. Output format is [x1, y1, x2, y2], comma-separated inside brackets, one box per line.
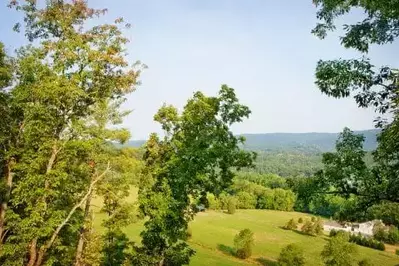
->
[123, 129, 380, 152]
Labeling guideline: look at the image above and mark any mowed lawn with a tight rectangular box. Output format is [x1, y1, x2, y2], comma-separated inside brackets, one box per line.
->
[92, 189, 399, 265]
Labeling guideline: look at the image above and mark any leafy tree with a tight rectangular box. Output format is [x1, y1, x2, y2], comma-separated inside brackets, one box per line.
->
[321, 232, 358, 266]
[313, 0, 399, 208]
[234, 229, 254, 259]
[236, 191, 257, 209]
[314, 218, 324, 235]
[284, 219, 298, 230]
[0, 1, 142, 265]
[134, 85, 255, 265]
[278, 244, 305, 266]
[227, 196, 237, 215]
[301, 220, 316, 236]
[206, 193, 220, 210]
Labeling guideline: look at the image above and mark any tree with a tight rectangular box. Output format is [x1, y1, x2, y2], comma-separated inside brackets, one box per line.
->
[234, 229, 254, 259]
[236, 191, 257, 209]
[0, 1, 142, 265]
[278, 244, 305, 266]
[284, 219, 298, 230]
[321, 232, 358, 266]
[133, 85, 256, 265]
[301, 220, 316, 236]
[313, 0, 399, 207]
[227, 196, 237, 215]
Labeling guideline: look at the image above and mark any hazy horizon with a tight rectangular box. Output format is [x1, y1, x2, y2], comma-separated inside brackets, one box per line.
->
[1, 1, 397, 140]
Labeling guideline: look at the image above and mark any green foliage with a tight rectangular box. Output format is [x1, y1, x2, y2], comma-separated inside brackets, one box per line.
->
[367, 202, 399, 227]
[298, 217, 303, 224]
[396, 249, 399, 256]
[234, 229, 254, 259]
[358, 258, 374, 266]
[236, 191, 257, 209]
[314, 218, 324, 235]
[278, 244, 305, 266]
[135, 85, 255, 264]
[206, 193, 220, 210]
[349, 234, 385, 251]
[322, 232, 358, 266]
[301, 220, 316, 236]
[373, 223, 399, 245]
[313, 0, 399, 220]
[284, 219, 298, 230]
[186, 227, 193, 240]
[227, 197, 237, 215]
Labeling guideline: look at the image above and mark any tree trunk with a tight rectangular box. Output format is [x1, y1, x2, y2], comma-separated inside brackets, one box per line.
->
[27, 238, 38, 266]
[0, 159, 14, 247]
[74, 187, 93, 266]
[32, 164, 109, 266]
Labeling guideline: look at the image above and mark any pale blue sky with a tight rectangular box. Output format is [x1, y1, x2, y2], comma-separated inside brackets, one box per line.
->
[1, 1, 397, 140]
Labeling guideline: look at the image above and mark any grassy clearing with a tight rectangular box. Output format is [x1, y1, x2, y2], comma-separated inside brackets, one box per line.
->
[92, 190, 399, 265]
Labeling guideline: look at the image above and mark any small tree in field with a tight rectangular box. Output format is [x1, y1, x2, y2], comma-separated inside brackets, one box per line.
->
[322, 232, 358, 266]
[301, 220, 316, 236]
[298, 217, 303, 224]
[227, 197, 237, 214]
[278, 244, 305, 266]
[315, 218, 324, 235]
[234, 229, 254, 259]
[284, 219, 298, 230]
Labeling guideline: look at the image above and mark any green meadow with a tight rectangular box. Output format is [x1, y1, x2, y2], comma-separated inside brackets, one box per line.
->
[92, 189, 399, 266]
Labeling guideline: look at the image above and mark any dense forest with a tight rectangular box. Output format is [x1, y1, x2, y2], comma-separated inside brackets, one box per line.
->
[0, 0, 398, 266]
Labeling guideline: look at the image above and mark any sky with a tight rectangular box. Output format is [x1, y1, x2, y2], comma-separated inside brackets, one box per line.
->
[0, 1, 398, 140]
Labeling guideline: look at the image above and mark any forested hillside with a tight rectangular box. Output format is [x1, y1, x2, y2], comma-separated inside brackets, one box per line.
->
[125, 129, 379, 152]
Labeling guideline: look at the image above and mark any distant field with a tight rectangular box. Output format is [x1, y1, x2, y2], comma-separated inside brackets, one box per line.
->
[92, 190, 399, 265]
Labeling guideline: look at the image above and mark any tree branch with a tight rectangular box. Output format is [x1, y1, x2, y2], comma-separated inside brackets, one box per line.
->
[44, 162, 110, 252]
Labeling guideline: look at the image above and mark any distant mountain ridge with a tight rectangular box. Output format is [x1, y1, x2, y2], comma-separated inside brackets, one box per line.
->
[124, 129, 380, 152]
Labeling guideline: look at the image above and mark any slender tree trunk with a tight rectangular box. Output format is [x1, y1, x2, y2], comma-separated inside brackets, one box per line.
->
[27, 238, 38, 266]
[32, 164, 109, 266]
[0, 159, 14, 247]
[28, 144, 59, 265]
[74, 187, 93, 266]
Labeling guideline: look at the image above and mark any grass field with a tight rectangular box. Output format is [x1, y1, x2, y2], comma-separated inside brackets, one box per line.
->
[92, 189, 399, 265]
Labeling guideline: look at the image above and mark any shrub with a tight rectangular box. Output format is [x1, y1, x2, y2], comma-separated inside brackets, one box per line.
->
[278, 244, 305, 266]
[358, 258, 374, 266]
[386, 226, 399, 244]
[396, 249, 399, 256]
[349, 234, 385, 251]
[236, 191, 257, 209]
[322, 233, 357, 266]
[311, 216, 316, 222]
[314, 218, 324, 235]
[298, 217, 303, 224]
[234, 229, 254, 259]
[227, 197, 237, 214]
[372, 221, 387, 241]
[206, 193, 220, 210]
[301, 220, 316, 236]
[284, 219, 298, 230]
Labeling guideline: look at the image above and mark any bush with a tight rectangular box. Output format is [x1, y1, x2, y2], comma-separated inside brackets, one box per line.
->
[301, 220, 316, 236]
[206, 193, 220, 210]
[278, 244, 305, 266]
[298, 217, 303, 224]
[386, 226, 399, 244]
[396, 249, 399, 256]
[349, 234, 385, 251]
[234, 229, 254, 259]
[372, 221, 386, 241]
[358, 258, 374, 266]
[284, 219, 298, 230]
[227, 197, 237, 214]
[322, 233, 357, 266]
[311, 216, 316, 222]
[314, 218, 324, 235]
[236, 191, 257, 209]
